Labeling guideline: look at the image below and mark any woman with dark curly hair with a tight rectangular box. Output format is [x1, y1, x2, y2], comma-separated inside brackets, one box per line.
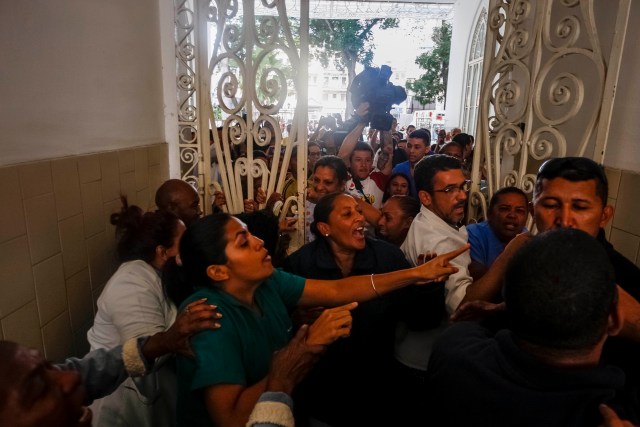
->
[87, 196, 186, 427]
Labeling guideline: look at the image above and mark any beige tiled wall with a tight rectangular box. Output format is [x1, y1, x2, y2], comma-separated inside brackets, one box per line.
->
[0, 144, 168, 362]
[605, 167, 640, 268]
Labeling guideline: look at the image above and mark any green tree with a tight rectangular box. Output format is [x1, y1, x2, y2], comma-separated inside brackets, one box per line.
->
[408, 21, 451, 108]
[309, 18, 399, 117]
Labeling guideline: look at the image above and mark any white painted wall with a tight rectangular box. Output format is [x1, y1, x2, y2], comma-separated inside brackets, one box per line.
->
[2, 0, 637, 174]
[445, 0, 640, 174]
[604, 0, 640, 172]
[445, 0, 487, 131]
[0, 0, 165, 167]
[159, 0, 180, 177]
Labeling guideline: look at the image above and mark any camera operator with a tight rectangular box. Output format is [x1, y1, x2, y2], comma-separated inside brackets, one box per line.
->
[337, 102, 392, 212]
[337, 102, 370, 156]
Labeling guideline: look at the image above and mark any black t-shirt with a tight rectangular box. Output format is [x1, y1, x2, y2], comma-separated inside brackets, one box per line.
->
[282, 237, 439, 426]
[597, 229, 640, 406]
[426, 322, 635, 427]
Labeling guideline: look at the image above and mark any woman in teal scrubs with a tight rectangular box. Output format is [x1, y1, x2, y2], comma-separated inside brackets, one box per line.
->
[165, 213, 467, 427]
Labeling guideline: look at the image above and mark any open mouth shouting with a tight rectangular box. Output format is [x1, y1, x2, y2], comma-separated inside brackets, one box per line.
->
[503, 222, 519, 232]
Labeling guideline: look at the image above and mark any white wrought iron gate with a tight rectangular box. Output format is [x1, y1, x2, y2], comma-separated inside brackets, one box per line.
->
[174, 0, 309, 244]
[468, 0, 631, 224]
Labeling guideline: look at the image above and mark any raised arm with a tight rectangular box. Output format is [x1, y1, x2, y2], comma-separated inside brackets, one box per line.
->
[459, 232, 531, 306]
[354, 196, 383, 227]
[368, 128, 380, 154]
[298, 244, 469, 307]
[308, 124, 325, 144]
[337, 102, 369, 167]
[376, 131, 394, 175]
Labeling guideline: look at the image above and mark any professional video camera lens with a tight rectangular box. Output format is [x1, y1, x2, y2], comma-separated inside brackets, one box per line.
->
[349, 65, 407, 131]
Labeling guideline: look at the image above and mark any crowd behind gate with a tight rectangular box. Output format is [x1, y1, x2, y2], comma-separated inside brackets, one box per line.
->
[2, 104, 640, 427]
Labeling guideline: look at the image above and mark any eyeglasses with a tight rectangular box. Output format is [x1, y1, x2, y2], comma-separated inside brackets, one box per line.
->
[433, 179, 472, 195]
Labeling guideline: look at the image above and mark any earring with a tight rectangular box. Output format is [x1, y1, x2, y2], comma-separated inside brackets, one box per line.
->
[325, 233, 329, 237]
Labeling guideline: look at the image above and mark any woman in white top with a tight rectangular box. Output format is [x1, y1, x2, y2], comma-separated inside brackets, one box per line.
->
[87, 198, 186, 427]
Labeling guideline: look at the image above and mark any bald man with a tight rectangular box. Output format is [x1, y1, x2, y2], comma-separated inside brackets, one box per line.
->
[155, 179, 203, 226]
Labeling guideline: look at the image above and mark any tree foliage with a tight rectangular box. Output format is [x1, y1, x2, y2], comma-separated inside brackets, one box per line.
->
[309, 18, 399, 116]
[218, 16, 297, 110]
[408, 21, 451, 107]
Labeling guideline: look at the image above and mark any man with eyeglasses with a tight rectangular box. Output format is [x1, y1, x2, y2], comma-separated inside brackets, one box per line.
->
[401, 154, 474, 313]
[393, 154, 476, 425]
[307, 141, 323, 177]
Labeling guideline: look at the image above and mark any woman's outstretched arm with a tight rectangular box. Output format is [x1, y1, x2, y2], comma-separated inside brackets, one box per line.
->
[298, 244, 469, 307]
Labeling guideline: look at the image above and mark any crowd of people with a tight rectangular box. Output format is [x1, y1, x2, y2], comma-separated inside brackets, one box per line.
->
[2, 103, 640, 427]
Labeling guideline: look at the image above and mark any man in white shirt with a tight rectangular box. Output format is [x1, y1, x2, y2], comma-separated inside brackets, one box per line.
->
[393, 154, 473, 425]
[337, 102, 393, 210]
[344, 141, 390, 209]
[401, 154, 472, 313]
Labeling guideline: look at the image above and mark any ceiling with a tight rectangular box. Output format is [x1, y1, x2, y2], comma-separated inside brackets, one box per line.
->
[255, 0, 455, 20]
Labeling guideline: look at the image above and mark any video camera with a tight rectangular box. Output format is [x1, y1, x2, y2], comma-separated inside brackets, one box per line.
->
[349, 65, 407, 131]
